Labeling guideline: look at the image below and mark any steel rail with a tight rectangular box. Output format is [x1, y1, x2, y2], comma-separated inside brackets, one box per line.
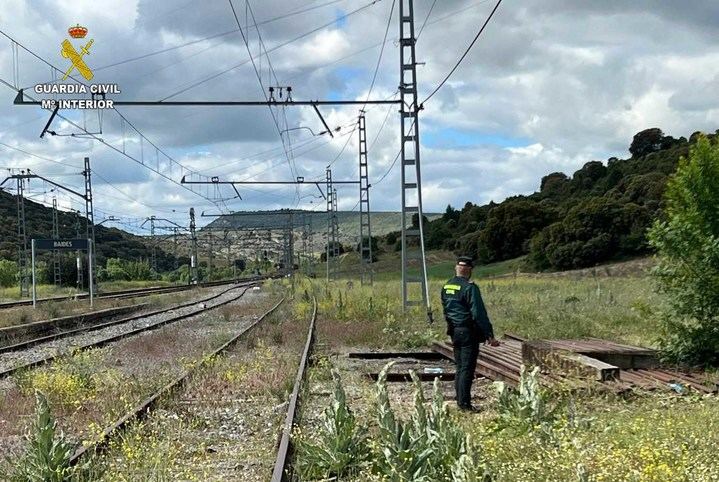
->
[0, 280, 263, 379]
[0, 303, 148, 349]
[68, 295, 287, 465]
[271, 295, 318, 482]
[0, 277, 257, 309]
[0, 281, 261, 356]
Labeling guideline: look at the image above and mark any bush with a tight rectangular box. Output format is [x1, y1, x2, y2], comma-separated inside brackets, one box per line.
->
[295, 370, 369, 479]
[0, 259, 17, 287]
[101, 258, 154, 281]
[493, 365, 560, 434]
[372, 363, 483, 481]
[11, 392, 85, 481]
[648, 135, 719, 365]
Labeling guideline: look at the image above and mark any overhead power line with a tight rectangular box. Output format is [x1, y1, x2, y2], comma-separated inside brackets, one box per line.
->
[0, 30, 227, 205]
[361, 0, 396, 111]
[161, 0, 382, 100]
[422, 0, 503, 105]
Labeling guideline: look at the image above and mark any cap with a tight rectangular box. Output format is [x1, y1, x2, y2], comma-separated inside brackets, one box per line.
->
[456, 256, 474, 268]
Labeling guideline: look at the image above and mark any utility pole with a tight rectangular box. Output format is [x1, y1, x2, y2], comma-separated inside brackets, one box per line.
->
[143, 216, 158, 273]
[288, 211, 295, 274]
[358, 113, 373, 286]
[172, 227, 179, 271]
[308, 213, 314, 276]
[189, 208, 198, 284]
[326, 168, 333, 282]
[75, 211, 83, 289]
[207, 231, 214, 281]
[301, 212, 308, 276]
[399, 0, 432, 321]
[330, 188, 340, 279]
[52, 196, 61, 287]
[16, 177, 29, 297]
[83, 157, 97, 294]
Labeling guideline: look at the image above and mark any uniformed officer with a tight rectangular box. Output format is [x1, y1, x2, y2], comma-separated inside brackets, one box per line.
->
[441, 256, 499, 411]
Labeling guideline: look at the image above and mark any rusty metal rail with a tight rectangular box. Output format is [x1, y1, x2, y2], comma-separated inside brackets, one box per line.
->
[271, 296, 318, 482]
[0, 303, 147, 344]
[433, 335, 717, 394]
[0, 282, 258, 356]
[0, 277, 263, 309]
[68, 296, 286, 465]
[0, 280, 264, 379]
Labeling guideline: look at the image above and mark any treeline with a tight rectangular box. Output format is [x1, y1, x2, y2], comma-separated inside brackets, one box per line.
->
[0, 190, 181, 274]
[415, 128, 717, 270]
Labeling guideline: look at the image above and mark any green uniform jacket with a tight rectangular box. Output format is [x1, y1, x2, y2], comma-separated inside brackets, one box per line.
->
[441, 276, 494, 342]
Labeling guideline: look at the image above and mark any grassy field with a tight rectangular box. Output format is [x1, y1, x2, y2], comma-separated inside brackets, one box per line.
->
[0, 280, 173, 302]
[279, 258, 718, 481]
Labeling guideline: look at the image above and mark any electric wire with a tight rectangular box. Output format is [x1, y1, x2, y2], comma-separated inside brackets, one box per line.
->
[422, 0, 503, 105]
[228, 0, 297, 187]
[360, 0, 395, 111]
[161, 0, 382, 101]
[0, 33, 223, 205]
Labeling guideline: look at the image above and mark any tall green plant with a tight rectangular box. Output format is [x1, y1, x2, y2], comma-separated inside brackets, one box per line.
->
[494, 365, 559, 433]
[0, 258, 18, 287]
[374, 363, 433, 481]
[12, 392, 80, 481]
[295, 370, 369, 479]
[648, 135, 719, 365]
[373, 363, 483, 481]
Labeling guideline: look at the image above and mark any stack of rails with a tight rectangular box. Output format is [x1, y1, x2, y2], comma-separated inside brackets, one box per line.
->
[432, 336, 717, 394]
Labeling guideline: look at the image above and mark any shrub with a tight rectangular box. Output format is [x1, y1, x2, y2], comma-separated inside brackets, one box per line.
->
[493, 365, 560, 434]
[372, 363, 484, 481]
[648, 135, 719, 365]
[295, 370, 369, 479]
[11, 392, 84, 481]
[0, 259, 17, 287]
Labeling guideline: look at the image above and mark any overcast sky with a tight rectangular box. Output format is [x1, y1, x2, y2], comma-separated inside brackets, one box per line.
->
[0, 0, 717, 231]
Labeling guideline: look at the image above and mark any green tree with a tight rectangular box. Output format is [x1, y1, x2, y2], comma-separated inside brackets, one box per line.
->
[0, 259, 17, 287]
[648, 136, 719, 365]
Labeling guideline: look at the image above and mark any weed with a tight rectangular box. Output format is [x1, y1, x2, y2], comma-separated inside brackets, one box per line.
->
[370, 363, 482, 481]
[295, 370, 369, 479]
[493, 365, 561, 436]
[11, 392, 86, 481]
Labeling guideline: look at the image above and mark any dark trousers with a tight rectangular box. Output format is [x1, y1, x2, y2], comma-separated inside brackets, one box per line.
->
[452, 327, 479, 408]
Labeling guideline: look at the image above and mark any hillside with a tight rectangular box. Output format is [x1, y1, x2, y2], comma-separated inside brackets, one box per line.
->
[419, 128, 718, 270]
[0, 189, 180, 282]
[205, 210, 441, 250]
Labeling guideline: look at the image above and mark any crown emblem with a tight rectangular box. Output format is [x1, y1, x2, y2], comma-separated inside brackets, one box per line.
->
[68, 24, 88, 39]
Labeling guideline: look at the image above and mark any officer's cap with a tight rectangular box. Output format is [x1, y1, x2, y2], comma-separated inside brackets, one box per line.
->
[456, 256, 474, 268]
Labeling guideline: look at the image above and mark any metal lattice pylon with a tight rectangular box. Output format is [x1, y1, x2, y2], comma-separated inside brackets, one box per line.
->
[325, 168, 334, 282]
[358, 114, 373, 285]
[75, 211, 83, 289]
[52, 196, 61, 287]
[331, 188, 339, 278]
[16, 177, 29, 297]
[189, 208, 199, 284]
[83, 157, 97, 294]
[399, 0, 432, 321]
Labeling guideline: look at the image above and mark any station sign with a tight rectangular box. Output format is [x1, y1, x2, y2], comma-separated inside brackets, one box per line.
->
[33, 238, 89, 251]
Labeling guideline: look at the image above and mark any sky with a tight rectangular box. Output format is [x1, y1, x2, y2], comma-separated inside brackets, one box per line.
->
[0, 0, 718, 232]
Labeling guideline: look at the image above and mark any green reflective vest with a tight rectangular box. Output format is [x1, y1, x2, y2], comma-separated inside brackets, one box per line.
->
[440, 276, 494, 341]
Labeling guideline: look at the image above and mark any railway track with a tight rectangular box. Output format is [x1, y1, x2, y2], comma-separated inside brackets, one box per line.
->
[272, 295, 317, 482]
[0, 277, 262, 310]
[61, 294, 318, 480]
[0, 280, 264, 379]
[67, 296, 291, 466]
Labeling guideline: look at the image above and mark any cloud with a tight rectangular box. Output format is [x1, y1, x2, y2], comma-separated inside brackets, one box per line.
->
[0, 0, 717, 230]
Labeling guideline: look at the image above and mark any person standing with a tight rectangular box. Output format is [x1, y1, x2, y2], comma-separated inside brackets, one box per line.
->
[441, 256, 499, 411]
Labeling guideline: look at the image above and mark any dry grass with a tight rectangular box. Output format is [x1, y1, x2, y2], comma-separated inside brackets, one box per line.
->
[84, 295, 309, 481]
